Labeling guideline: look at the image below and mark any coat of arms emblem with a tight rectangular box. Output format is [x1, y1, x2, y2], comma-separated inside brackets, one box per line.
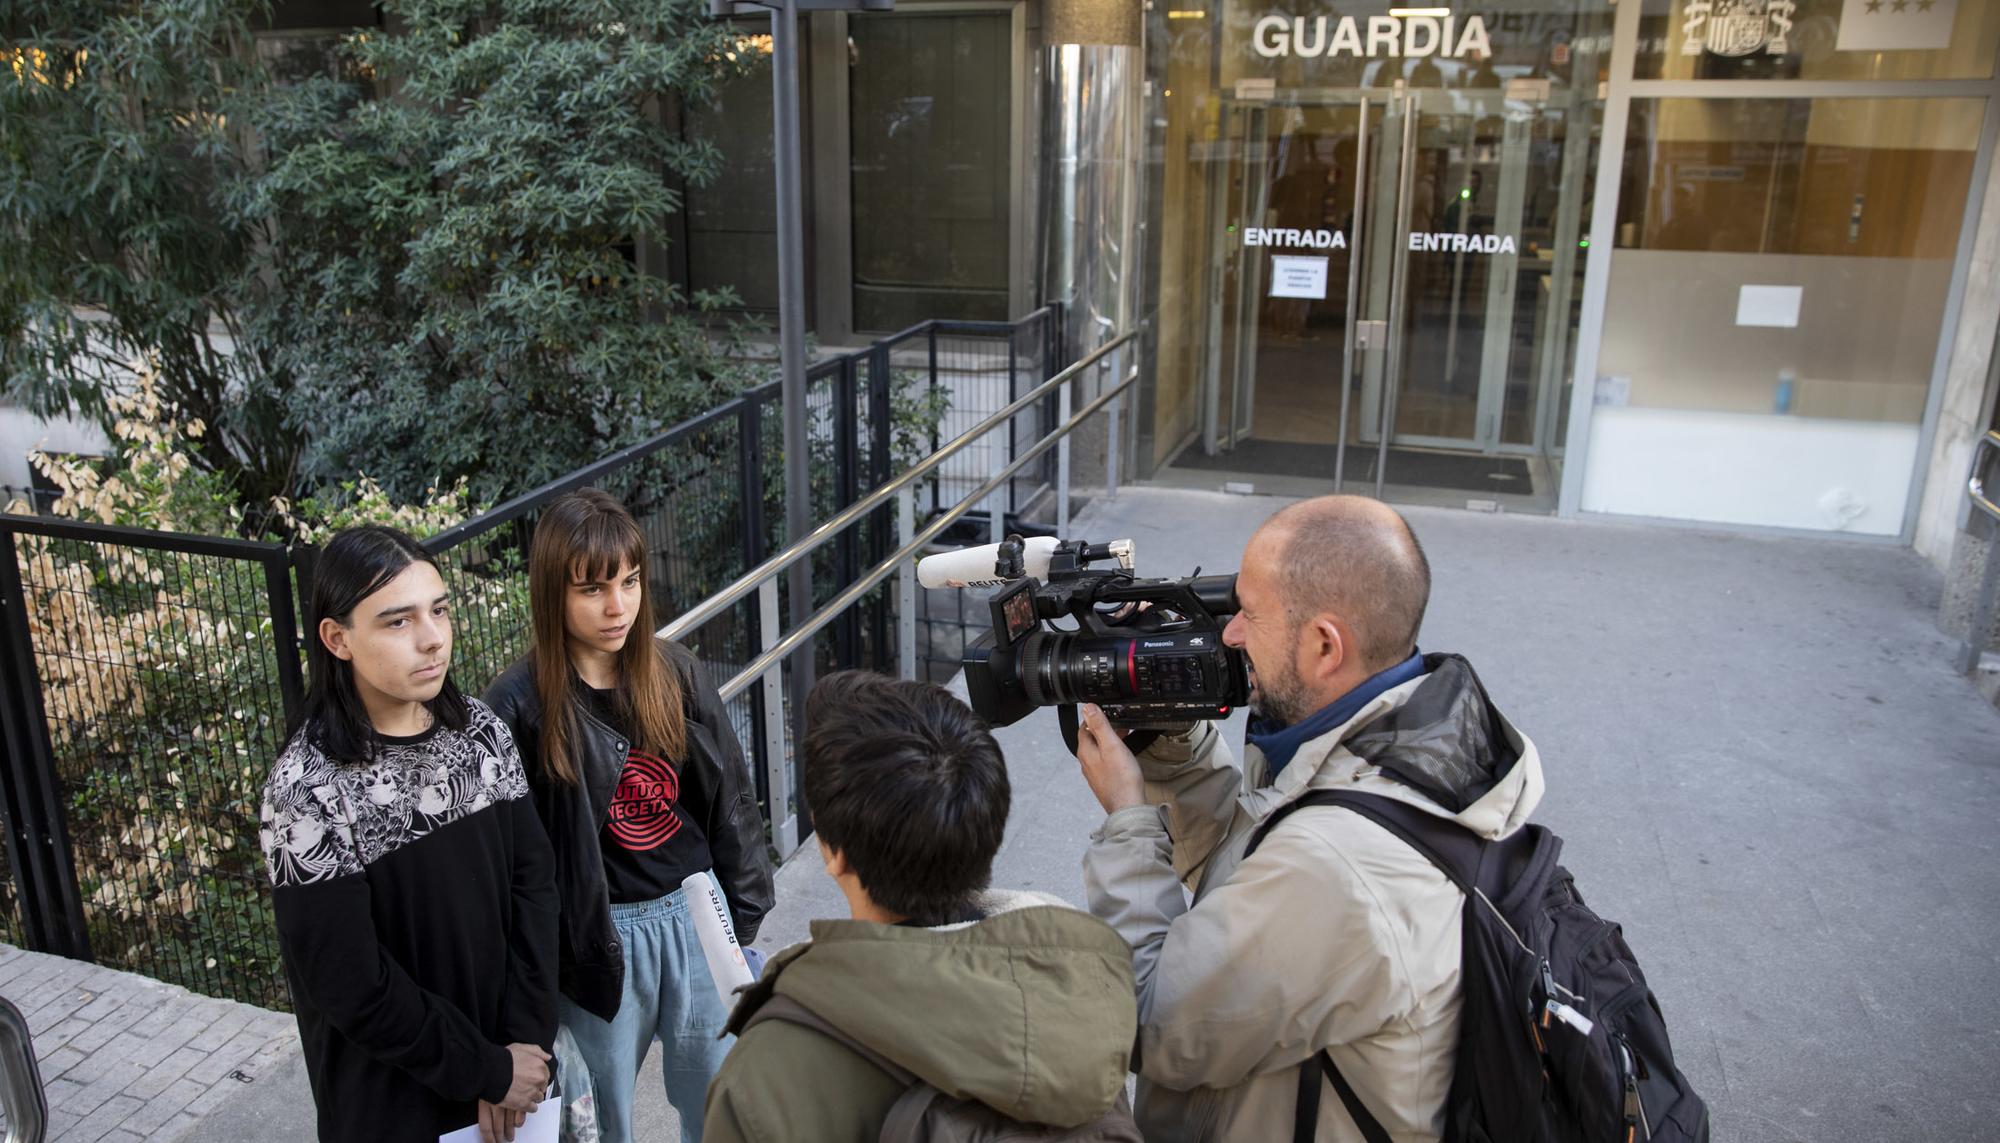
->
[1680, 0, 1798, 57]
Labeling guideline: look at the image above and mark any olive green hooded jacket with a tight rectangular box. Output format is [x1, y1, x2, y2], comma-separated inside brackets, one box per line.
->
[703, 891, 1137, 1142]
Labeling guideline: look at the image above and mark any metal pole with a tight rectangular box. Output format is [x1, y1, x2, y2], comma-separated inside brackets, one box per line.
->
[897, 486, 917, 680]
[1378, 95, 1418, 500]
[757, 577, 796, 855]
[1107, 362, 1122, 501]
[1056, 376, 1073, 538]
[769, 0, 815, 761]
[1335, 97, 1369, 495]
[1958, 540, 2000, 675]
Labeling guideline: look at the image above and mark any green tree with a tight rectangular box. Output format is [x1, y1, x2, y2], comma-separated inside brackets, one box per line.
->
[244, 0, 763, 505]
[1, 0, 301, 506]
[5, 0, 764, 516]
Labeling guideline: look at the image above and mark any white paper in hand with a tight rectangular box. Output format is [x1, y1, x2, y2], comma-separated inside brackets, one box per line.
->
[437, 1089, 561, 1143]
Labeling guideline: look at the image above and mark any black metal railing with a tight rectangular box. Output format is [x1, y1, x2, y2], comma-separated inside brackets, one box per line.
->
[0, 517, 303, 1007]
[0, 305, 1065, 1007]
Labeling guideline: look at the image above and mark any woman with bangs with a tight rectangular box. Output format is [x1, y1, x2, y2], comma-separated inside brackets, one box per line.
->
[485, 489, 774, 1143]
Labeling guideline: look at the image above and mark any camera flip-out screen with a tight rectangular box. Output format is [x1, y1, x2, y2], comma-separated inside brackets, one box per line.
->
[998, 580, 1037, 644]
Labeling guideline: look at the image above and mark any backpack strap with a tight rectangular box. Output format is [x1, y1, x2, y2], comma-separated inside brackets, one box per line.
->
[1245, 789, 1484, 892]
[1247, 789, 1487, 1143]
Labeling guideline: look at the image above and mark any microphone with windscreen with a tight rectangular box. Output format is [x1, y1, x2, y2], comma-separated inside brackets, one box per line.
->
[915, 535, 1060, 590]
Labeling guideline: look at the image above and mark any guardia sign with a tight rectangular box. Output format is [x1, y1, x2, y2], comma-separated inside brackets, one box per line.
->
[1250, 13, 1494, 59]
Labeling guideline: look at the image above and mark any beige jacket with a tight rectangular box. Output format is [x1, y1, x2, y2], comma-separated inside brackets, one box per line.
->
[1082, 654, 1544, 1142]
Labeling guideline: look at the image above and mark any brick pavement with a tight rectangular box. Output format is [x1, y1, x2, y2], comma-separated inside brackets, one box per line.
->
[0, 944, 296, 1143]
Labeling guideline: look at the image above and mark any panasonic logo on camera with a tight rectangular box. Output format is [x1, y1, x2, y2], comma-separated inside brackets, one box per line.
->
[1140, 640, 1178, 649]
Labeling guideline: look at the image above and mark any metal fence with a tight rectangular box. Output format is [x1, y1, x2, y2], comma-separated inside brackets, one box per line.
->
[0, 305, 1066, 1007]
[0, 519, 303, 1007]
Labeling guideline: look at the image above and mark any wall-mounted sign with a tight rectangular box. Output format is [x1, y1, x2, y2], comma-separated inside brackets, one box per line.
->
[1409, 232, 1518, 254]
[1736, 284, 1802, 328]
[1504, 77, 1551, 102]
[1679, 0, 1798, 58]
[1234, 77, 1277, 100]
[1245, 227, 1348, 250]
[1270, 255, 1329, 300]
[1835, 0, 1956, 50]
[1251, 14, 1492, 59]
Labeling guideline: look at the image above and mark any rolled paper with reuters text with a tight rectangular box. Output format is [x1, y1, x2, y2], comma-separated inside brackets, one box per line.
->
[682, 870, 754, 1006]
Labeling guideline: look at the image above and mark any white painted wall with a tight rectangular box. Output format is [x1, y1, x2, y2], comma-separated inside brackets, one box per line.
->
[1580, 406, 1920, 536]
[0, 405, 110, 492]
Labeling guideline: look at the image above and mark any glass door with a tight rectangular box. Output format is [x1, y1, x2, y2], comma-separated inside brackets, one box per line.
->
[1177, 71, 1599, 511]
[1196, 98, 1371, 472]
[1351, 82, 1600, 508]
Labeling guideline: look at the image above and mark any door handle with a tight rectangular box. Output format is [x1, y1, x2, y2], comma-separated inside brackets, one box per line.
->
[1354, 320, 1388, 350]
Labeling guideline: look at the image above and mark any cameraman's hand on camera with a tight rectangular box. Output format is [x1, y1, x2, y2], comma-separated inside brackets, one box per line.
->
[1074, 704, 1147, 815]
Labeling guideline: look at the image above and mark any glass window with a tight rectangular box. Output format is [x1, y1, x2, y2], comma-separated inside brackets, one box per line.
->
[1584, 97, 1984, 534]
[848, 12, 1012, 332]
[683, 39, 778, 314]
[1634, 0, 2000, 81]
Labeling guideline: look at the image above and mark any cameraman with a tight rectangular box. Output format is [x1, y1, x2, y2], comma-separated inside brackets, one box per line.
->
[1073, 495, 1545, 1142]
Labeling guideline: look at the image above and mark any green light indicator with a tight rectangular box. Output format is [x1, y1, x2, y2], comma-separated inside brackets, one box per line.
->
[1460, 187, 1471, 199]
[1226, 223, 1236, 233]
[1578, 237, 1591, 249]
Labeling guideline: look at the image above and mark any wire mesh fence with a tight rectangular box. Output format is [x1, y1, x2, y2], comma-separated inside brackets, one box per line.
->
[0, 304, 1066, 1007]
[0, 520, 301, 1007]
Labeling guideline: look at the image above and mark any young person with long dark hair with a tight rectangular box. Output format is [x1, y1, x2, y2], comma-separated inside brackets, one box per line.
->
[484, 489, 774, 1143]
[260, 526, 559, 1143]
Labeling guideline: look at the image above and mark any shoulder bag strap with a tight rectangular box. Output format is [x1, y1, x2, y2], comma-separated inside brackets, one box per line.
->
[1256, 789, 1484, 1143]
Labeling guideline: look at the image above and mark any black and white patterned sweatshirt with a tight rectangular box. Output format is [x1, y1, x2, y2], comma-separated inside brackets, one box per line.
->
[260, 699, 559, 1143]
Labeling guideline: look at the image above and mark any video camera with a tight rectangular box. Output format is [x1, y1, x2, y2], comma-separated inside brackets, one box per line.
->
[918, 535, 1249, 752]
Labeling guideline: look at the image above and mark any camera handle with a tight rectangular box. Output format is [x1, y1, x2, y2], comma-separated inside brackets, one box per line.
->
[1058, 704, 1082, 756]
[1059, 703, 1162, 762]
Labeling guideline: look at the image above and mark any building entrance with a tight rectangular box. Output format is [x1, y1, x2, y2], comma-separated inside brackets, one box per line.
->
[1170, 78, 1600, 510]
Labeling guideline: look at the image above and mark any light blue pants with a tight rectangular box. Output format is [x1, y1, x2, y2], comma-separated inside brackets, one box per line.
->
[558, 889, 733, 1143]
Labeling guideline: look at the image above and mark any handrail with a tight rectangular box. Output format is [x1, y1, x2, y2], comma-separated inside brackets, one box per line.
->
[0, 512, 289, 560]
[712, 362, 1137, 701]
[422, 304, 1058, 554]
[1956, 430, 2000, 675]
[661, 330, 1136, 643]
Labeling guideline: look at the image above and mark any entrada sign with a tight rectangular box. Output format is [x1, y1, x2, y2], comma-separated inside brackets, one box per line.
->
[1243, 227, 1518, 255]
[1252, 14, 1494, 59]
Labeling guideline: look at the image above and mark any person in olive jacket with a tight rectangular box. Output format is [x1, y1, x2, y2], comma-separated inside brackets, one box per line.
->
[485, 489, 775, 1143]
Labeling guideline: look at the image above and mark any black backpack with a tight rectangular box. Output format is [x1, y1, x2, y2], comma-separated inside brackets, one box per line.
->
[1246, 790, 1710, 1143]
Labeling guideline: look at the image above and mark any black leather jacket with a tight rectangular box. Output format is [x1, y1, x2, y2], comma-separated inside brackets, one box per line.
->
[483, 640, 775, 1022]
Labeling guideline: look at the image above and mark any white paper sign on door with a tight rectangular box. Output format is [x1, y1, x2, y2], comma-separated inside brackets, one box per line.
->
[1735, 284, 1802, 329]
[1837, 0, 1956, 51]
[1269, 255, 1329, 300]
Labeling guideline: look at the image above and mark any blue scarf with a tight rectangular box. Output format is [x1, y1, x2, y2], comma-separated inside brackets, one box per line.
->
[1246, 652, 1427, 781]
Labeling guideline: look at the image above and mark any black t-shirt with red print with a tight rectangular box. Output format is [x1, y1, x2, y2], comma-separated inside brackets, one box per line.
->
[586, 687, 714, 904]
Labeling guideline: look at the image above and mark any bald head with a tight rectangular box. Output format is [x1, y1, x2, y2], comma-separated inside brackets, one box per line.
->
[1255, 496, 1431, 672]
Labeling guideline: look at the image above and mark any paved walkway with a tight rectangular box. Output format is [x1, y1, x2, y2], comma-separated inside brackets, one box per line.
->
[747, 488, 2000, 1143]
[25, 486, 2000, 1142]
[0, 944, 295, 1142]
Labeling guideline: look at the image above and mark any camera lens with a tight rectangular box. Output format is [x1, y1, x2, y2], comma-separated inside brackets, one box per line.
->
[1020, 632, 1130, 707]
